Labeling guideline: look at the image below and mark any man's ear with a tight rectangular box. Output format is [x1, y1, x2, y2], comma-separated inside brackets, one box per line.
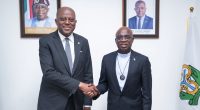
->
[55, 19, 58, 26]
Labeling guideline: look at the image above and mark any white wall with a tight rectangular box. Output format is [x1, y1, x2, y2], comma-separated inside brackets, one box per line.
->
[0, 0, 194, 110]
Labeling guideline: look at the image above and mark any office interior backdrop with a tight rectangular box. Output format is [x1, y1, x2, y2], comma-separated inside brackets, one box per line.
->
[0, 0, 196, 110]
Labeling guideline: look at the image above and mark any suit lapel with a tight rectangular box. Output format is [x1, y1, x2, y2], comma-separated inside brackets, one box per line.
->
[122, 50, 136, 93]
[133, 17, 137, 28]
[112, 52, 123, 93]
[72, 34, 81, 75]
[52, 32, 71, 75]
[143, 16, 148, 28]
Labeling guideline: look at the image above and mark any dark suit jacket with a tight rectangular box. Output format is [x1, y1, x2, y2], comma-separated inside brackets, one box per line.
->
[38, 31, 93, 110]
[95, 50, 152, 110]
[128, 15, 153, 29]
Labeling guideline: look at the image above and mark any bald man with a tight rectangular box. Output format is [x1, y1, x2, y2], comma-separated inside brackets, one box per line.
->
[93, 27, 152, 110]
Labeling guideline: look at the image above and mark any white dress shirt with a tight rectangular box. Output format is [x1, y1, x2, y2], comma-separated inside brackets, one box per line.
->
[116, 52, 131, 91]
[58, 31, 75, 65]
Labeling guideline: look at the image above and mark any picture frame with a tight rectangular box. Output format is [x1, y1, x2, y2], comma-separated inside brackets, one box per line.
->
[123, 0, 159, 38]
[19, 0, 61, 38]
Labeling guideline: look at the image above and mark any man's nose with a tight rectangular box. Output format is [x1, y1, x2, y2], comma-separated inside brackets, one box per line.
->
[64, 19, 71, 24]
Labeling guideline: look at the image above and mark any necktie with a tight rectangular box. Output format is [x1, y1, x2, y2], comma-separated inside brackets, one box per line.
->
[138, 17, 141, 29]
[65, 38, 73, 73]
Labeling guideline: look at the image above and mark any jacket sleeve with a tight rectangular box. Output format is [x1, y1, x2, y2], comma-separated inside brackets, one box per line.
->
[82, 40, 93, 105]
[142, 57, 152, 110]
[93, 56, 109, 100]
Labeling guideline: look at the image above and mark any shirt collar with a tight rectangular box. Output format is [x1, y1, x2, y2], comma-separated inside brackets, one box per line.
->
[58, 31, 74, 43]
[117, 51, 131, 58]
[137, 15, 146, 20]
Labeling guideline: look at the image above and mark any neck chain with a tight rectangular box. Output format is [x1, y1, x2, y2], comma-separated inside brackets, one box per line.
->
[117, 57, 130, 80]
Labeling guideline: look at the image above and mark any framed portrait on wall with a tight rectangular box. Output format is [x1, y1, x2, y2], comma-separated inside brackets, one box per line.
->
[20, 0, 61, 38]
[123, 0, 159, 38]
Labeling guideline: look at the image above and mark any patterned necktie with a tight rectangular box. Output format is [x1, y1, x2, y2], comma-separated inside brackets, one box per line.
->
[65, 38, 73, 73]
[138, 17, 141, 29]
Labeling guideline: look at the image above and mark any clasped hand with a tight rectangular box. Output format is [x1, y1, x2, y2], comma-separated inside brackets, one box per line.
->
[79, 82, 99, 98]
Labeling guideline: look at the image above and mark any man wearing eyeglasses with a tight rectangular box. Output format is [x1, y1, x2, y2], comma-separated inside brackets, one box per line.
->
[38, 6, 95, 110]
[92, 26, 152, 110]
[25, 0, 56, 27]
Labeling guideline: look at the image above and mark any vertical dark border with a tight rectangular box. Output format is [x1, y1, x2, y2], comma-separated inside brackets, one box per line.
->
[155, 0, 159, 39]
[57, 0, 61, 9]
[122, 0, 127, 26]
[19, 0, 25, 38]
[19, 0, 61, 38]
[123, 0, 159, 38]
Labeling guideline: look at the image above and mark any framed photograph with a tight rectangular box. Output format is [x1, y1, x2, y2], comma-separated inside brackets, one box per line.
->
[123, 0, 159, 38]
[20, 0, 61, 38]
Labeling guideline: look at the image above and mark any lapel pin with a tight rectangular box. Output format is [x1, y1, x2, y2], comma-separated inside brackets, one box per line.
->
[80, 51, 83, 53]
[133, 58, 136, 61]
[78, 42, 80, 45]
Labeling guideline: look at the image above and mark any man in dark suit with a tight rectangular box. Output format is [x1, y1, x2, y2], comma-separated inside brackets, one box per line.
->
[92, 27, 152, 110]
[128, 0, 153, 29]
[38, 7, 95, 110]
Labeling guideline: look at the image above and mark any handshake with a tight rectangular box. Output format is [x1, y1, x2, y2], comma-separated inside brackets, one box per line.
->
[79, 82, 99, 98]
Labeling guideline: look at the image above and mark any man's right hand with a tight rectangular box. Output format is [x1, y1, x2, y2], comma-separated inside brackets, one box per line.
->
[79, 82, 99, 98]
[79, 82, 94, 93]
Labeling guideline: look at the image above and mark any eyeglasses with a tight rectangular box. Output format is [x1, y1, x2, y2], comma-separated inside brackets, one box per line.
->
[116, 35, 133, 41]
[57, 17, 76, 24]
